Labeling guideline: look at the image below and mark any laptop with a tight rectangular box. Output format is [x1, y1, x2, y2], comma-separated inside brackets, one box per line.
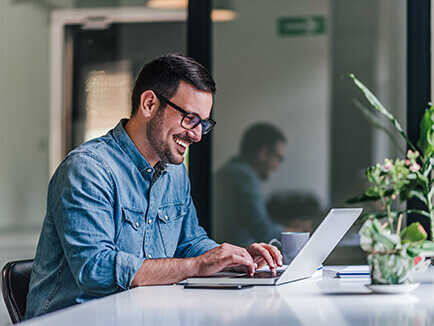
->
[186, 208, 362, 286]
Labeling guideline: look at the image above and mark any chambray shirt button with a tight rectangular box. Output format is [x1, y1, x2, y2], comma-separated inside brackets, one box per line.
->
[135, 222, 139, 227]
[165, 215, 168, 221]
[146, 168, 152, 173]
[148, 219, 152, 224]
[147, 254, 152, 258]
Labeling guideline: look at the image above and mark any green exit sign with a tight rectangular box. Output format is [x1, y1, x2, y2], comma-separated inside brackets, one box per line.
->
[278, 16, 326, 37]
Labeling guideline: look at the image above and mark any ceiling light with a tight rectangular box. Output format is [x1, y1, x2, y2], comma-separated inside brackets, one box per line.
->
[148, 0, 237, 22]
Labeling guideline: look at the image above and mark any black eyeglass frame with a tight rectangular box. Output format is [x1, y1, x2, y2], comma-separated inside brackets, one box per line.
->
[154, 92, 216, 135]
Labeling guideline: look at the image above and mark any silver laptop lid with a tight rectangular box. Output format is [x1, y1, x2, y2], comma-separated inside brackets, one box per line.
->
[276, 208, 362, 285]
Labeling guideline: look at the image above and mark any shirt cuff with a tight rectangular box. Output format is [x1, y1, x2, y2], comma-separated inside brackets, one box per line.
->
[192, 239, 219, 256]
[115, 251, 145, 290]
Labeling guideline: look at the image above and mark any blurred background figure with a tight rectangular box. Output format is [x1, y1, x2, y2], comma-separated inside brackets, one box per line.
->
[213, 123, 287, 247]
[267, 191, 323, 232]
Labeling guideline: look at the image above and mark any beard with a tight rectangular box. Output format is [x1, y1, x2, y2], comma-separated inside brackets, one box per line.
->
[146, 108, 185, 165]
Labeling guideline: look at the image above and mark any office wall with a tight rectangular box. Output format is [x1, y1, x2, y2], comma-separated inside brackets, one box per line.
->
[213, 0, 331, 208]
[0, 3, 52, 325]
[330, 0, 406, 207]
[0, 1, 51, 230]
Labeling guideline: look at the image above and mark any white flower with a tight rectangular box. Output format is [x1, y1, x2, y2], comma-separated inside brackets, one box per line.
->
[384, 159, 393, 171]
[410, 163, 420, 172]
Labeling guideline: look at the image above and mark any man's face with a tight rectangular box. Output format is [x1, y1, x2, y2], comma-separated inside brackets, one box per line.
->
[257, 141, 286, 180]
[146, 81, 213, 165]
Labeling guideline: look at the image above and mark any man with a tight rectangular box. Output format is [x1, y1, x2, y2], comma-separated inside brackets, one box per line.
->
[25, 54, 281, 319]
[214, 123, 287, 247]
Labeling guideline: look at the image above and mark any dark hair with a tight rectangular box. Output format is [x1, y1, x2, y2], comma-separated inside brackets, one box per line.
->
[131, 53, 216, 116]
[240, 123, 286, 160]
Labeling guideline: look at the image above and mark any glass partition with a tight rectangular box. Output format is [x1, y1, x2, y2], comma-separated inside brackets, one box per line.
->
[211, 0, 407, 264]
[0, 2, 186, 324]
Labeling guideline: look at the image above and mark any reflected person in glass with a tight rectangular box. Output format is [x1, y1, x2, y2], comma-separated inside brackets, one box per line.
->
[214, 123, 287, 247]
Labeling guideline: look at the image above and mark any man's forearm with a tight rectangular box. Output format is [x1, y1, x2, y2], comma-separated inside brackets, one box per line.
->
[130, 242, 275, 287]
[130, 257, 198, 287]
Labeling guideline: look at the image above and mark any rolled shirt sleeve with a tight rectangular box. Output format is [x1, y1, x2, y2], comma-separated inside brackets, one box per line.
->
[51, 153, 144, 294]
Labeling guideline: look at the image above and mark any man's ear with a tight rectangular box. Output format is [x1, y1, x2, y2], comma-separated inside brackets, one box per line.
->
[139, 90, 159, 118]
[257, 146, 268, 163]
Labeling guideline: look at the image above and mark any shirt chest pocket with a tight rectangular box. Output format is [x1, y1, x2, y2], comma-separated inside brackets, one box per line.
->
[115, 207, 146, 257]
[157, 203, 186, 257]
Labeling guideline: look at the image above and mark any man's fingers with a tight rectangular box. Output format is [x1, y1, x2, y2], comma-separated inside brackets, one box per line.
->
[248, 243, 284, 274]
[254, 256, 266, 269]
[223, 253, 255, 275]
[253, 246, 276, 272]
[219, 244, 256, 275]
[264, 244, 283, 266]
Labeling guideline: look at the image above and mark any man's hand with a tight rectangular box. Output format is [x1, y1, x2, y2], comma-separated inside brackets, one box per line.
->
[246, 243, 283, 275]
[194, 243, 257, 276]
[131, 242, 283, 287]
[193, 242, 282, 277]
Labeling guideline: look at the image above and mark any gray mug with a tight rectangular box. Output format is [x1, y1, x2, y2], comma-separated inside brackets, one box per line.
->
[269, 232, 310, 265]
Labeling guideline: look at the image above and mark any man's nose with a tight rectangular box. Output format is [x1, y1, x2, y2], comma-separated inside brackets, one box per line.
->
[187, 124, 202, 142]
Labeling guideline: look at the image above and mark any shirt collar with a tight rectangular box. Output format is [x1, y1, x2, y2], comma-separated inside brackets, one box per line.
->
[112, 119, 168, 175]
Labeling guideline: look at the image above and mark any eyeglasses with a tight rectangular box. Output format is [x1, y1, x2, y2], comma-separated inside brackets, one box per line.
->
[154, 92, 216, 135]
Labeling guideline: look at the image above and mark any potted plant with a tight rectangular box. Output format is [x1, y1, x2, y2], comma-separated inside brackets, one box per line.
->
[346, 74, 434, 285]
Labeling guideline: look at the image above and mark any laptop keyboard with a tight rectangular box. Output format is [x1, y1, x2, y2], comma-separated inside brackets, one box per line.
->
[232, 270, 284, 279]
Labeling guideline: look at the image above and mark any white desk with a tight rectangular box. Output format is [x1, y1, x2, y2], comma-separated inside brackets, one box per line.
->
[20, 267, 434, 326]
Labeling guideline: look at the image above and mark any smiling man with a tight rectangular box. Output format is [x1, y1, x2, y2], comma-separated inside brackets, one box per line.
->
[24, 54, 282, 319]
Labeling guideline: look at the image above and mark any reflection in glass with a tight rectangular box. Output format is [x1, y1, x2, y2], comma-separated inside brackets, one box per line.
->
[214, 123, 289, 246]
[83, 64, 133, 142]
[211, 0, 406, 264]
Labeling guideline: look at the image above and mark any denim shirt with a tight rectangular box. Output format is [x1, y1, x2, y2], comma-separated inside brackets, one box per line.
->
[25, 119, 217, 319]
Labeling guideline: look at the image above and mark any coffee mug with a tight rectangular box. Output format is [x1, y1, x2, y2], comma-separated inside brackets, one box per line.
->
[269, 232, 310, 265]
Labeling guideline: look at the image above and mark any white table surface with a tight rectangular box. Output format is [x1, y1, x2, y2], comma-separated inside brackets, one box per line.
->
[20, 267, 434, 326]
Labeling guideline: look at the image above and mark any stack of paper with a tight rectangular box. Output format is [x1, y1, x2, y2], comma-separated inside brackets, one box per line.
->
[325, 265, 370, 278]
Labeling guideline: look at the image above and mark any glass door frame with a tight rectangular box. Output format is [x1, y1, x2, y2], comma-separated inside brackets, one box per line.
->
[407, 0, 431, 236]
[49, 7, 187, 176]
[187, 0, 213, 233]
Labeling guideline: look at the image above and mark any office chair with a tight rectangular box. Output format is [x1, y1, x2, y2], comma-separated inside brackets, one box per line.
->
[1, 259, 33, 324]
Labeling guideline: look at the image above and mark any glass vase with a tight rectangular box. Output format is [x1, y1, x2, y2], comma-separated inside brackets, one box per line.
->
[368, 253, 414, 285]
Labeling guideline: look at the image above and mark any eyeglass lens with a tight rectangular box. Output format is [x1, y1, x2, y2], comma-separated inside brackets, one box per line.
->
[182, 114, 214, 134]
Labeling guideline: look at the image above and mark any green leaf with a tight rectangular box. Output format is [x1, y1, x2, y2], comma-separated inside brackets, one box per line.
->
[405, 190, 427, 205]
[417, 104, 434, 157]
[407, 246, 423, 258]
[352, 99, 405, 155]
[400, 222, 427, 243]
[362, 211, 390, 220]
[420, 240, 434, 251]
[345, 193, 379, 204]
[371, 218, 384, 234]
[348, 74, 418, 153]
[406, 209, 432, 219]
[345, 187, 396, 205]
[428, 186, 434, 203]
[407, 240, 434, 257]
[423, 161, 432, 178]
